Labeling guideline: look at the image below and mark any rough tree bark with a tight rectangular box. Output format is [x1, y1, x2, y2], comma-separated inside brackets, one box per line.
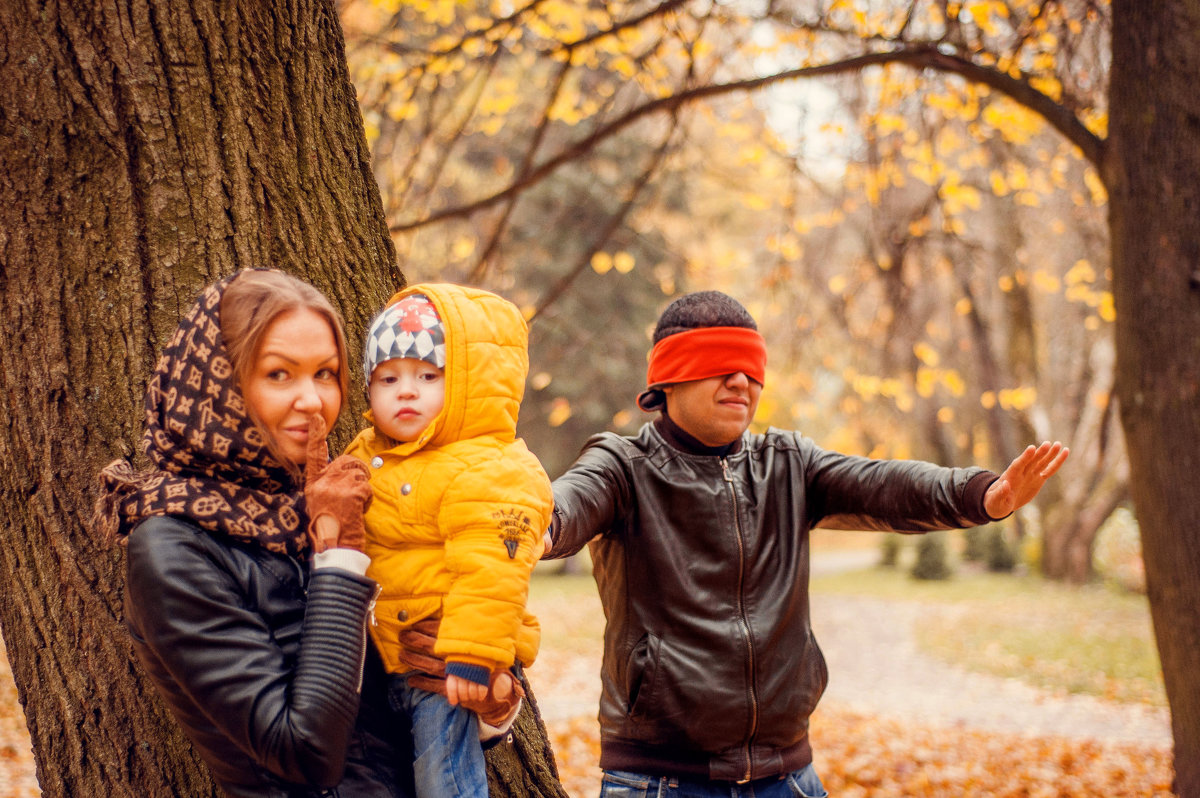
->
[1109, 3, 1200, 795]
[0, 1, 566, 795]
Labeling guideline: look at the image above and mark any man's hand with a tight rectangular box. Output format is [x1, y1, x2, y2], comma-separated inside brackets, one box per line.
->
[984, 441, 1069, 519]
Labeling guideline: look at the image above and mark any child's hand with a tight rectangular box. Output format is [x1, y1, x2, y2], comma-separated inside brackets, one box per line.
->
[445, 674, 488, 706]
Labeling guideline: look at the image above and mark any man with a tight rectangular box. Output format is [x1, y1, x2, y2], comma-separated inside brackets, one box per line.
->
[544, 291, 1068, 797]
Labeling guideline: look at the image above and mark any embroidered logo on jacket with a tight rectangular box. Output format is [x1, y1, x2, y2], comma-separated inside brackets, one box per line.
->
[492, 508, 532, 559]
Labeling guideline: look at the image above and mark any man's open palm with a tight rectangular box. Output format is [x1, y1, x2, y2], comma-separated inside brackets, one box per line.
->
[983, 441, 1069, 519]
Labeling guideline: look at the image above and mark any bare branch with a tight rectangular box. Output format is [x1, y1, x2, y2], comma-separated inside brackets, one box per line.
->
[389, 43, 1105, 233]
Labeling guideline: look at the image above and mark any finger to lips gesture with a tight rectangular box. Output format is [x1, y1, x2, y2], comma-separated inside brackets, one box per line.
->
[984, 441, 1070, 519]
[305, 413, 331, 483]
[304, 414, 339, 553]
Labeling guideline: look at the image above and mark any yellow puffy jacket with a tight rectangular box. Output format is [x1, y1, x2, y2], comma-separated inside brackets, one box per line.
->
[345, 283, 552, 677]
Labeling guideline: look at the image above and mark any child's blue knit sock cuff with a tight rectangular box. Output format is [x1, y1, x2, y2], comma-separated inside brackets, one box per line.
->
[445, 662, 491, 686]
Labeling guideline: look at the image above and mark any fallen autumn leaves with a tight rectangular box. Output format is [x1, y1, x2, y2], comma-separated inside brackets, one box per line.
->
[0, 565, 1177, 796]
[543, 707, 1175, 797]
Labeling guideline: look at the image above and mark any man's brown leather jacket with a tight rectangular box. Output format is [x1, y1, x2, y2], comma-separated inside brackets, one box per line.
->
[548, 423, 996, 782]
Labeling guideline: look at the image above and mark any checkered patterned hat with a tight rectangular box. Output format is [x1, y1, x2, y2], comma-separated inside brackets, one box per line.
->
[363, 294, 446, 380]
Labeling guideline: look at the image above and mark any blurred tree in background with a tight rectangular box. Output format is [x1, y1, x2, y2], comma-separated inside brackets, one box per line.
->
[337, 4, 1200, 790]
[339, 0, 1117, 577]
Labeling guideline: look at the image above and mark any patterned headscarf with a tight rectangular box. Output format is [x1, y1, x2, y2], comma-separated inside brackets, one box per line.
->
[95, 272, 310, 557]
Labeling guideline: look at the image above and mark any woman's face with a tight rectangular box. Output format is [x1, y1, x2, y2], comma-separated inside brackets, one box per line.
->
[242, 308, 342, 466]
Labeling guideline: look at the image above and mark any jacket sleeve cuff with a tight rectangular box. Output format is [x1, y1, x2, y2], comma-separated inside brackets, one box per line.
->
[965, 472, 1004, 523]
[478, 697, 522, 744]
[311, 548, 371, 576]
[445, 662, 491, 686]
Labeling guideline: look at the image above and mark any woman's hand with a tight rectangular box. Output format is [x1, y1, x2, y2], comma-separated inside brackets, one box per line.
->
[304, 414, 373, 552]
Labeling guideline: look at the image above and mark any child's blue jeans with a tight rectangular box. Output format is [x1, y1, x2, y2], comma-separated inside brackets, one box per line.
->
[388, 675, 487, 798]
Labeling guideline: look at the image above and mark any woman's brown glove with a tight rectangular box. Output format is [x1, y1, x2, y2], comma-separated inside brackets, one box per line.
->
[304, 414, 373, 553]
[397, 618, 526, 727]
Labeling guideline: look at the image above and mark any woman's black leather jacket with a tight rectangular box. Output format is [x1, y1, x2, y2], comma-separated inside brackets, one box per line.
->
[124, 516, 413, 797]
[549, 423, 995, 782]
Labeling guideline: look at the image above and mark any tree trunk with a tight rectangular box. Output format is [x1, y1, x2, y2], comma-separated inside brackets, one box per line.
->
[1041, 490, 1123, 584]
[1109, 3, 1200, 794]
[0, 1, 564, 795]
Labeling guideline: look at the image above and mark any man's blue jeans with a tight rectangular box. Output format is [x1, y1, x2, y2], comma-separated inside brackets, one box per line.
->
[598, 764, 828, 798]
[388, 676, 487, 798]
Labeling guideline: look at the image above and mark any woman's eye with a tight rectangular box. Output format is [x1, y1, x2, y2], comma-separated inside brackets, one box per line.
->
[316, 368, 338, 381]
[267, 369, 289, 381]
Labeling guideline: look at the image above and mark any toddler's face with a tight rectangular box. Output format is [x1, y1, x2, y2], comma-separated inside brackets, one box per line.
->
[368, 357, 445, 442]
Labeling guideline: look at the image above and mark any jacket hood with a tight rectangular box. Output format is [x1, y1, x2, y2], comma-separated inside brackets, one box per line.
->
[367, 283, 529, 453]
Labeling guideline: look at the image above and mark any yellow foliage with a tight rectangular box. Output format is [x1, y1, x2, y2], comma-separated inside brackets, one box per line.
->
[942, 370, 966, 397]
[941, 178, 982, 215]
[1099, 292, 1117, 322]
[981, 100, 1043, 145]
[452, 236, 476, 259]
[1015, 190, 1041, 207]
[955, 297, 973, 316]
[1085, 169, 1109, 205]
[741, 192, 772, 211]
[547, 397, 572, 427]
[530, 371, 552, 391]
[590, 252, 612, 275]
[1029, 74, 1063, 102]
[916, 367, 938, 398]
[989, 170, 1009, 196]
[964, 0, 1010, 35]
[613, 251, 635, 274]
[828, 274, 848, 296]
[914, 342, 940, 367]
[998, 386, 1038, 410]
[1032, 270, 1061, 293]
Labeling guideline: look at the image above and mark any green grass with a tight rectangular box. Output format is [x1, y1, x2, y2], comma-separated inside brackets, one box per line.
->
[812, 563, 1166, 706]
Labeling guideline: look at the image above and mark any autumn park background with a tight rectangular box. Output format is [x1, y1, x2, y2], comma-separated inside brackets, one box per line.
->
[0, 1, 1197, 796]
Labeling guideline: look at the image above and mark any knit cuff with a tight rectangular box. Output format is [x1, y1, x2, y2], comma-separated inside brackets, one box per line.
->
[966, 472, 1004, 523]
[446, 662, 491, 687]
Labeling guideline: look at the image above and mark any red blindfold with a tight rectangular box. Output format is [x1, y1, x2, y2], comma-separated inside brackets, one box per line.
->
[646, 326, 767, 389]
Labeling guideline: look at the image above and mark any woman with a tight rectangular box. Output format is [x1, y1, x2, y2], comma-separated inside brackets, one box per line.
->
[96, 269, 415, 797]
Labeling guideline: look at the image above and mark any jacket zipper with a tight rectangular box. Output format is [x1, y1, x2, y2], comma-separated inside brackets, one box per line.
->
[723, 458, 758, 782]
[357, 584, 382, 693]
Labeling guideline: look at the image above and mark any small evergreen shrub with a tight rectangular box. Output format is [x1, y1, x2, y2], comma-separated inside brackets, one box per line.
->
[879, 534, 901, 568]
[963, 526, 988, 562]
[911, 531, 953, 580]
[984, 524, 1017, 572]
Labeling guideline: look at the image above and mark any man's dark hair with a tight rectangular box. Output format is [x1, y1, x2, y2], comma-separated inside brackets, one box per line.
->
[652, 291, 757, 343]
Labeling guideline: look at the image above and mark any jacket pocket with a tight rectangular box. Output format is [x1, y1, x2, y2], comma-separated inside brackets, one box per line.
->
[624, 632, 662, 719]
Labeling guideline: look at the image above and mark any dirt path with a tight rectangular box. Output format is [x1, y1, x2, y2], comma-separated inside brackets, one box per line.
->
[532, 552, 1171, 747]
[811, 593, 1170, 745]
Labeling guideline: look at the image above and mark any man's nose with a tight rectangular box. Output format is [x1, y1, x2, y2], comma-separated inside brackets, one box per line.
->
[725, 371, 750, 389]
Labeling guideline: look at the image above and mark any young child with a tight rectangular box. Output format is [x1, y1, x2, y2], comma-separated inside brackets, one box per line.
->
[345, 284, 553, 797]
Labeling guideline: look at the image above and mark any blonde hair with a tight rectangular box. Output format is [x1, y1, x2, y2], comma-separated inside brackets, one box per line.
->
[220, 269, 350, 440]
